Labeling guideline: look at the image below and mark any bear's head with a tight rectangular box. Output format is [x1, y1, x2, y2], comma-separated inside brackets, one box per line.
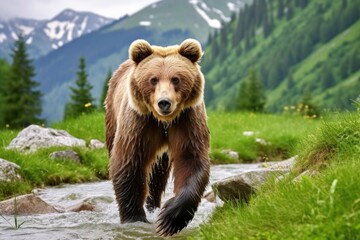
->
[128, 39, 204, 122]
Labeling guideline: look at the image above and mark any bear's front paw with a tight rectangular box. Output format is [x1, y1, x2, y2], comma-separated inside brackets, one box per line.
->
[155, 197, 196, 236]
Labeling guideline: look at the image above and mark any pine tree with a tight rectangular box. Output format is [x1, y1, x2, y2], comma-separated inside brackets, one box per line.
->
[236, 79, 250, 110]
[236, 68, 266, 112]
[287, 71, 295, 89]
[100, 68, 112, 109]
[321, 62, 336, 89]
[0, 59, 10, 126]
[286, 3, 294, 20]
[64, 56, 96, 119]
[277, 0, 285, 19]
[300, 89, 320, 117]
[2, 35, 42, 128]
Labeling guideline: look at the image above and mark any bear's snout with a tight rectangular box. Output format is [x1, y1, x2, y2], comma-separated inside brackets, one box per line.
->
[157, 98, 171, 113]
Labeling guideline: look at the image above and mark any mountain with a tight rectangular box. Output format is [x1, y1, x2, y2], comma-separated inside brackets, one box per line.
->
[34, 0, 249, 122]
[201, 0, 360, 112]
[0, 9, 114, 59]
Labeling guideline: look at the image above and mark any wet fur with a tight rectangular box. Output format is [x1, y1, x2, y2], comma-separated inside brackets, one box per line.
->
[105, 39, 210, 236]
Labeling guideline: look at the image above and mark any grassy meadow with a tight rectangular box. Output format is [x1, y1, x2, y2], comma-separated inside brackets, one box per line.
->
[0, 110, 320, 200]
[191, 109, 360, 239]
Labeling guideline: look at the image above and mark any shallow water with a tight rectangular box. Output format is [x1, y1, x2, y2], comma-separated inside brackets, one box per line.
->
[0, 163, 262, 240]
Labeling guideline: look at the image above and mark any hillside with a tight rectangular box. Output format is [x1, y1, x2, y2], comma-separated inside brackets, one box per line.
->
[202, 0, 360, 112]
[34, 0, 248, 122]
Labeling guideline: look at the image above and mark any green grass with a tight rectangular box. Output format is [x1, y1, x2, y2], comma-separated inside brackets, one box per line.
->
[208, 111, 320, 162]
[191, 109, 360, 239]
[52, 111, 105, 142]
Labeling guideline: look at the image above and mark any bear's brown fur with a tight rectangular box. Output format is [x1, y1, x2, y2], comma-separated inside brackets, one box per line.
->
[105, 39, 210, 236]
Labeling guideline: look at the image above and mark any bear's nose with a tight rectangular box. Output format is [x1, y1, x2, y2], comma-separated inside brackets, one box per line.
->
[158, 98, 171, 112]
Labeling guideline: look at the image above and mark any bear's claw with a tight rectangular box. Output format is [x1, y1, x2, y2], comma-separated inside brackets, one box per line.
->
[155, 197, 196, 236]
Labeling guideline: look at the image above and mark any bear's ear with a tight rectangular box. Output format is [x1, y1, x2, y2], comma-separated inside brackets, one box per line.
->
[179, 39, 203, 63]
[129, 39, 153, 64]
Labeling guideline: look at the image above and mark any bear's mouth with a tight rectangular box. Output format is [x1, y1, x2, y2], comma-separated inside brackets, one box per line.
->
[159, 110, 171, 115]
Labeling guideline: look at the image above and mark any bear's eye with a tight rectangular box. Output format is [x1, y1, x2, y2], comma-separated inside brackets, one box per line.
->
[150, 77, 158, 86]
[171, 77, 180, 85]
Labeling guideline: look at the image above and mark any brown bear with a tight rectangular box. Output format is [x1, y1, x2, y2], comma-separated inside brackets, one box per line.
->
[105, 38, 210, 236]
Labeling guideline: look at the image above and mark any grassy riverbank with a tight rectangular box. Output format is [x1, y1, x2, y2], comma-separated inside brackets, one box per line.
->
[0, 111, 319, 200]
[191, 110, 360, 239]
[0, 112, 108, 200]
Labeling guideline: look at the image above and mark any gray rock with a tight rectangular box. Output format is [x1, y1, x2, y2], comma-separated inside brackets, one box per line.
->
[66, 201, 95, 212]
[267, 156, 297, 170]
[213, 169, 288, 202]
[7, 124, 86, 152]
[212, 157, 298, 202]
[89, 139, 105, 149]
[49, 150, 81, 163]
[255, 138, 269, 145]
[203, 191, 216, 203]
[0, 158, 22, 182]
[221, 149, 239, 159]
[0, 194, 59, 215]
[0, 193, 100, 216]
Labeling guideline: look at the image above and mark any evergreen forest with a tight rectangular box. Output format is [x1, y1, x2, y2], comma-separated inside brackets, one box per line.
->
[203, 0, 360, 112]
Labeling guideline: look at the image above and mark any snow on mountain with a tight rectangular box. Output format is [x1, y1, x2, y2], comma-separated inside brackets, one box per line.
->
[43, 9, 113, 49]
[139, 21, 152, 26]
[189, 0, 222, 29]
[188, 0, 251, 28]
[0, 33, 6, 43]
[0, 9, 114, 59]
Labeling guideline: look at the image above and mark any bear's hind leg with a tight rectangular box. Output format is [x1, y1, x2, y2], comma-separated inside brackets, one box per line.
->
[146, 152, 170, 212]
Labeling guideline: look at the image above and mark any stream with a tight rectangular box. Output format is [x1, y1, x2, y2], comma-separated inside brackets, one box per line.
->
[0, 163, 263, 240]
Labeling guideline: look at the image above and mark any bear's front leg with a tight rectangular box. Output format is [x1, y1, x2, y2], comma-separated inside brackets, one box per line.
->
[156, 153, 209, 236]
[111, 161, 149, 223]
[110, 114, 155, 224]
[156, 141, 210, 236]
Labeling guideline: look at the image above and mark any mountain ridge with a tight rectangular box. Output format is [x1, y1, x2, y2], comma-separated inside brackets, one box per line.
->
[0, 9, 115, 59]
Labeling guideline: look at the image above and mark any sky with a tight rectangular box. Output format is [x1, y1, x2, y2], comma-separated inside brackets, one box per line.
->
[0, 0, 160, 20]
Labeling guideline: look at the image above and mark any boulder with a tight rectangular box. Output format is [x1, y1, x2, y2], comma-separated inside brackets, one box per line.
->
[49, 150, 81, 163]
[7, 125, 86, 152]
[203, 191, 217, 203]
[0, 194, 59, 215]
[267, 156, 297, 170]
[221, 149, 239, 159]
[0, 194, 97, 215]
[213, 169, 288, 202]
[0, 158, 22, 182]
[212, 158, 297, 202]
[66, 198, 96, 212]
[89, 139, 105, 149]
